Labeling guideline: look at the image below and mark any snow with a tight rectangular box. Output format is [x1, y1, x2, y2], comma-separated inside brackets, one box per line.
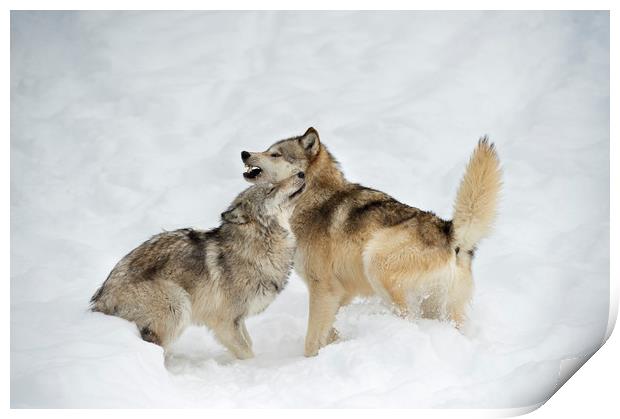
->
[10, 11, 609, 408]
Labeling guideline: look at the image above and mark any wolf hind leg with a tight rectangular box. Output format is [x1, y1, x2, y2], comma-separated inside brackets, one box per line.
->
[104, 280, 191, 349]
[144, 287, 191, 349]
[447, 263, 473, 329]
[363, 229, 455, 319]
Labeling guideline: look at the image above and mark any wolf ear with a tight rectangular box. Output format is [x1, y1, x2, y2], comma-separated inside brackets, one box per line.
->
[221, 205, 248, 224]
[299, 127, 320, 157]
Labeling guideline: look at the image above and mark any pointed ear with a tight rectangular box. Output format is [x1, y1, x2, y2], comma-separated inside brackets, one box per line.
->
[221, 205, 247, 224]
[299, 127, 320, 156]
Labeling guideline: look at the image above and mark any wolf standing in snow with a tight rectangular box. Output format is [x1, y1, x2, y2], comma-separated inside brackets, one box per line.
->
[241, 128, 502, 356]
[91, 173, 306, 359]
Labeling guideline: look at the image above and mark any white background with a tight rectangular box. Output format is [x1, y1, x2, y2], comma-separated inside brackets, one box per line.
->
[9, 8, 612, 412]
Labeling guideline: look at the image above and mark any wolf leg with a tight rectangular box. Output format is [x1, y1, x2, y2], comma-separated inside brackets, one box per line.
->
[324, 294, 352, 344]
[326, 327, 340, 344]
[100, 280, 191, 349]
[213, 320, 255, 360]
[240, 321, 253, 347]
[448, 277, 473, 329]
[304, 288, 342, 357]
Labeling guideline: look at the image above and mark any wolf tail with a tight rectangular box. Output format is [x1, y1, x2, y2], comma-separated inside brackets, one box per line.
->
[451, 137, 502, 253]
[89, 270, 114, 312]
[89, 283, 107, 312]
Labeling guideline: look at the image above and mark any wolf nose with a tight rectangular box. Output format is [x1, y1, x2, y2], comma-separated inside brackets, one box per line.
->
[297, 172, 305, 179]
[241, 151, 250, 161]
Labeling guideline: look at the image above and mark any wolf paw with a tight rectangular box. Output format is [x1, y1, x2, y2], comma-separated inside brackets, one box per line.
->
[326, 327, 340, 344]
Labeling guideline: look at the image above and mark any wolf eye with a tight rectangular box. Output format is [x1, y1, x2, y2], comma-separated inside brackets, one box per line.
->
[270, 152, 282, 158]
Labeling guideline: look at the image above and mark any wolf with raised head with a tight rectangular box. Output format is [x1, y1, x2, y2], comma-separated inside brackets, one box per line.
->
[241, 128, 501, 356]
[91, 173, 306, 359]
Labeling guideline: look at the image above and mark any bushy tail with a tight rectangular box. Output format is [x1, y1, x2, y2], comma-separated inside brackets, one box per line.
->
[452, 137, 502, 252]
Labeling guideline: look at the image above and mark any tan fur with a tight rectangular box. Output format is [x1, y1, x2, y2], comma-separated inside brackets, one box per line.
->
[452, 138, 502, 252]
[242, 128, 502, 356]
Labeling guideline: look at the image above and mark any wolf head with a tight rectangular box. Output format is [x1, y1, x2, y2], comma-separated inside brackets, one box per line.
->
[221, 172, 306, 228]
[240, 127, 320, 184]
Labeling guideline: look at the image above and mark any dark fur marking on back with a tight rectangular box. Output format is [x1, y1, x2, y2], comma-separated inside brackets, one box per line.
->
[350, 199, 392, 217]
[140, 256, 169, 280]
[345, 199, 396, 231]
[216, 248, 228, 278]
[342, 185, 425, 232]
[442, 220, 453, 237]
[185, 228, 203, 243]
[415, 213, 453, 247]
[183, 229, 207, 275]
[309, 189, 362, 232]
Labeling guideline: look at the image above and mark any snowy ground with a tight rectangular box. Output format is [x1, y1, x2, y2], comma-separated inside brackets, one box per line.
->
[10, 11, 609, 408]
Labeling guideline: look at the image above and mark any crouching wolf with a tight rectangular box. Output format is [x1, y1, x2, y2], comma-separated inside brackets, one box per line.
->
[241, 128, 502, 356]
[90, 173, 306, 359]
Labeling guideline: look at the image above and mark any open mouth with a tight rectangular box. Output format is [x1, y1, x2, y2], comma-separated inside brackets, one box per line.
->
[289, 184, 306, 199]
[243, 165, 262, 179]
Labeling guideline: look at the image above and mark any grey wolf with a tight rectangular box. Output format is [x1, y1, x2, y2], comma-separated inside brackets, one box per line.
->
[241, 128, 501, 356]
[90, 173, 306, 359]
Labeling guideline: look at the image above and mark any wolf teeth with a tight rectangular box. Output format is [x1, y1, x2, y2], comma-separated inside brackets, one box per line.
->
[245, 165, 259, 173]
